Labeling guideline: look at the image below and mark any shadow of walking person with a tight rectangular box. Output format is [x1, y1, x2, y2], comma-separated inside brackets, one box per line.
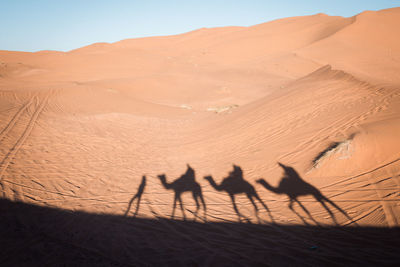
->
[257, 162, 356, 225]
[158, 164, 206, 221]
[204, 165, 273, 223]
[124, 175, 146, 217]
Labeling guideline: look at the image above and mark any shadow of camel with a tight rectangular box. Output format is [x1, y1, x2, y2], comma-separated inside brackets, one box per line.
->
[204, 165, 273, 222]
[158, 164, 206, 220]
[257, 162, 356, 225]
[124, 175, 146, 217]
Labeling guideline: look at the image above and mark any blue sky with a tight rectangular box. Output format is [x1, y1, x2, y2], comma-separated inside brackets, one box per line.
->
[1, 0, 399, 52]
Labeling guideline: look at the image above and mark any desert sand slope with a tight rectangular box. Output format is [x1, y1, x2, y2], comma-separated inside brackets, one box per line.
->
[1, 7, 400, 265]
[298, 7, 400, 84]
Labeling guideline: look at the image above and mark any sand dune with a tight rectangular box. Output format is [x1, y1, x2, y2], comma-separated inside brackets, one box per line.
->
[1, 7, 400, 265]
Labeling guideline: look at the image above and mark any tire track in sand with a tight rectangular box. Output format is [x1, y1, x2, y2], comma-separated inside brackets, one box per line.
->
[0, 93, 51, 182]
[0, 96, 35, 142]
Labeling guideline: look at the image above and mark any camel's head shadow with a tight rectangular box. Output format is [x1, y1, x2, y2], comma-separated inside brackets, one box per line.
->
[203, 175, 212, 181]
[157, 174, 166, 180]
[255, 178, 263, 184]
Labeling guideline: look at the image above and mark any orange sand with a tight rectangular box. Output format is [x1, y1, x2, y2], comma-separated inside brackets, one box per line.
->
[1, 7, 400, 265]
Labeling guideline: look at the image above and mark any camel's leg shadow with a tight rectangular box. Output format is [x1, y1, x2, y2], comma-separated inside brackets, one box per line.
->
[171, 195, 178, 219]
[319, 195, 357, 225]
[294, 198, 320, 225]
[230, 194, 251, 223]
[288, 199, 311, 225]
[192, 191, 207, 222]
[253, 193, 274, 222]
[178, 195, 186, 220]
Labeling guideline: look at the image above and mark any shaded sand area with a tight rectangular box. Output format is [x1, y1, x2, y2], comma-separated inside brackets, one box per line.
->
[2, 199, 400, 266]
[1, 7, 400, 265]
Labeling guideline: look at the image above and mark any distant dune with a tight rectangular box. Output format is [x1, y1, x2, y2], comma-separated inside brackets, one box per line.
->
[1, 7, 400, 265]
